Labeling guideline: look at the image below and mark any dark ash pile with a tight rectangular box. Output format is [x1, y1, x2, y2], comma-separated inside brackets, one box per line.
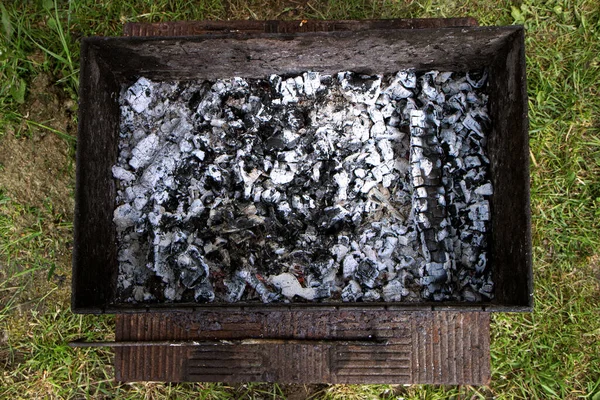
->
[114, 69, 493, 304]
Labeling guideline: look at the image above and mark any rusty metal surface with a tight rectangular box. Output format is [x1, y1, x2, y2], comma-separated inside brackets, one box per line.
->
[123, 18, 478, 37]
[115, 311, 490, 384]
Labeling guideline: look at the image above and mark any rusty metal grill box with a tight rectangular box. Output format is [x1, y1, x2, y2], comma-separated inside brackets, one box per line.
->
[72, 20, 532, 313]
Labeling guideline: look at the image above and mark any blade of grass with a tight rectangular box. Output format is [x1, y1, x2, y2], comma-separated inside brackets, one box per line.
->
[49, 0, 76, 90]
[24, 118, 76, 143]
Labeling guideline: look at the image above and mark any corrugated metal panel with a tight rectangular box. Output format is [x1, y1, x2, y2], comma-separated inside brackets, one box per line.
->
[122, 18, 479, 37]
[114, 311, 490, 384]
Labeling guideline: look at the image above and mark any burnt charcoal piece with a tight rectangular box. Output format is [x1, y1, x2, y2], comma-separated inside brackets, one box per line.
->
[114, 68, 494, 304]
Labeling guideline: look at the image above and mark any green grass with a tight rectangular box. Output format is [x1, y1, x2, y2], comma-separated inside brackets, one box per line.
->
[1, 0, 599, 398]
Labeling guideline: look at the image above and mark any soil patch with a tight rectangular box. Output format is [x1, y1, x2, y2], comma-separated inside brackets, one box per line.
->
[0, 73, 75, 218]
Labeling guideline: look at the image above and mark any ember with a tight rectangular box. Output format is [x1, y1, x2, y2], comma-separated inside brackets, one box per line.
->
[114, 69, 493, 304]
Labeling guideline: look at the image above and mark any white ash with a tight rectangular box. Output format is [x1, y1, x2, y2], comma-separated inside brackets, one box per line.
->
[114, 68, 494, 304]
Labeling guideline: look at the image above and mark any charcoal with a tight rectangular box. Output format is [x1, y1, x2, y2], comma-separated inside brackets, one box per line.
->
[176, 245, 209, 288]
[270, 272, 321, 300]
[338, 72, 382, 105]
[462, 114, 484, 137]
[385, 72, 414, 99]
[238, 269, 281, 303]
[341, 280, 363, 302]
[114, 69, 494, 304]
[363, 289, 381, 301]
[124, 77, 155, 113]
[466, 70, 488, 89]
[382, 279, 408, 301]
[342, 254, 359, 278]
[462, 288, 481, 302]
[355, 259, 380, 289]
[397, 70, 417, 89]
[112, 166, 136, 183]
[224, 276, 246, 302]
[113, 204, 141, 230]
[194, 282, 215, 302]
[424, 262, 448, 284]
[475, 183, 493, 196]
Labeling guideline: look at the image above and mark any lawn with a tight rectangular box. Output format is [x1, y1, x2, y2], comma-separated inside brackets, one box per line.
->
[0, 0, 599, 398]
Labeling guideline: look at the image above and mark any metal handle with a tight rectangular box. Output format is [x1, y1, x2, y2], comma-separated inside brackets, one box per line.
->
[69, 337, 388, 348]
